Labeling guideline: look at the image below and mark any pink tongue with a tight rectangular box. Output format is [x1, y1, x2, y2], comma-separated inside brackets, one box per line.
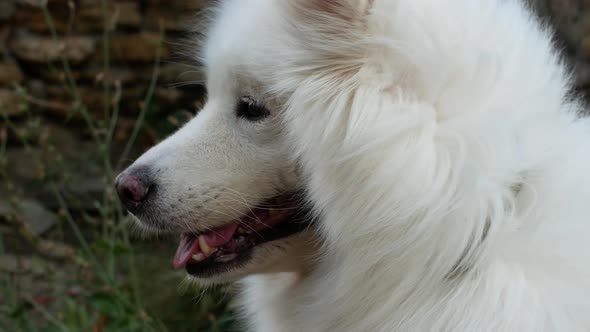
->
[203, 223, 238, 247]
[172, 224, 239, 269]
[173, 234, 200, 269]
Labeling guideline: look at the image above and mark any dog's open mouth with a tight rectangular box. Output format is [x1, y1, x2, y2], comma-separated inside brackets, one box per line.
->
[172, 193, 311, 277]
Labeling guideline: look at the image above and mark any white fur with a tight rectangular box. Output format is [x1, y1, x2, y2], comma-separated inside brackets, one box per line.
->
[128, 0, 590, 330]
[200, 0, 590, 331]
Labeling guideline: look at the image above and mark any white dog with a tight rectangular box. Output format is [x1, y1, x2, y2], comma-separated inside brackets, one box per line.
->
[116, 0, 590, 331]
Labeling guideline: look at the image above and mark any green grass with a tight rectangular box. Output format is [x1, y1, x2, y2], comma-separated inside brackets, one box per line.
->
[0, 1, 235, 331]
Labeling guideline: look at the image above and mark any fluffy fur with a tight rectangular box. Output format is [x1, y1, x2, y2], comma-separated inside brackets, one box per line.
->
[205, 0, 590, 330]
[126, 0, 590, 330]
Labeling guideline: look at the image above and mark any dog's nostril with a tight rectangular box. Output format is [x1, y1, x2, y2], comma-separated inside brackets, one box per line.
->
[115, 173, 150, 203]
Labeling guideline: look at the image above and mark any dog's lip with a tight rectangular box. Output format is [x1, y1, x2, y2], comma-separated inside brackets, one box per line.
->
[173, 234, 201, 269]
[173, 223, 238, 269]
[175, 193, 316, 277]
[184, 214, 313, 278]
[172, 194, 302, 270]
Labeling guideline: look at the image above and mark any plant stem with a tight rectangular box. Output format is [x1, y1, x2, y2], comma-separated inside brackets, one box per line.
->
[40, 2, 98, 142]
[102, 0, 111, 122]
[116, 26, 164, 171]
[25, 296, 71, 332]
[50, 184, 114, 287]
[111, 25, 166, 310]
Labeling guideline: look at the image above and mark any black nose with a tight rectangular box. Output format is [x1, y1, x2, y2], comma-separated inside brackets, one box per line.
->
[115, 167, 152, 211]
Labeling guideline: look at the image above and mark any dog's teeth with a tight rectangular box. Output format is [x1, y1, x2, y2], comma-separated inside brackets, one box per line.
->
[199, 235, 214, 255]
[192, 253, 205, 262]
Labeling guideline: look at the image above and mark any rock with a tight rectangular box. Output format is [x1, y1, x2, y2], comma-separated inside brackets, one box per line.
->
[15, 0, 70, 7]
[530, 0, 590, 58]
[0, 199, 58, 235]
[26, 79, 47, 99]
[40, 66, 137, 85]
[112, 117, 137, 143]
[14, 0, 141, 32]
[0, 24, 9, 44]
[10, 34, 96, 63]
[82, 66, 138, 85]
[0, 62, 24, 85]
[37, 122, 85, 158]
[106, 32, 169, 62]
[0, 89, 24, 117]
[4, 147, 44, 181]
[0, 0, 15, 21]
[88, 67, 137, 84]
[147, 0, 207, 11]
[33, 176, 106, 212]
[5, 120, 45, 145]
[155, 87, 205, 112]
[63, 176, 105, 205]
[0, 254, 45, 274]
[0, 254, 21, 273]
[76, 0, 142, 31]
[547, 0, 588, 52]
[13, 2, 70, 33]
[37, 240, 76, 259]
[572, 58, 590, 87]
[527, 0, 590, 89]
[37, 67, 82, 83]
[582, 34, 590, 59]
[44, 84, 143, 117]
[113, 2, 143, 29]
[145, 0, 208, 31]
[3, 126, 107, 212]
[159, 63, 204, 85]
[155, 87, 182, 106]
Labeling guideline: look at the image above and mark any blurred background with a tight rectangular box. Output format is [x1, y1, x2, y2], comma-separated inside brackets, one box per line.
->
[0, 0, 589, 331]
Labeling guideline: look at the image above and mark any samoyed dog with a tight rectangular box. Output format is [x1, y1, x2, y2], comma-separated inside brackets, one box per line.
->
[116, 0, 590, 330]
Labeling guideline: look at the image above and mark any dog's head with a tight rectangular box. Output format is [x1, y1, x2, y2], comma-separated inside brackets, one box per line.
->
[115, 0, 378, 284]
[114, 1, 327, 284]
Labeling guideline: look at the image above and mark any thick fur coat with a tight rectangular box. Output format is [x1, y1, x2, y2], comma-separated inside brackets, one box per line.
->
[208, 1, 590, 331]
[122, 0, 590, 331]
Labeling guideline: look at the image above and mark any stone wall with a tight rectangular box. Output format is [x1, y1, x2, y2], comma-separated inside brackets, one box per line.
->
[530, 0, 590, 96]
[1, 0, 207, 140]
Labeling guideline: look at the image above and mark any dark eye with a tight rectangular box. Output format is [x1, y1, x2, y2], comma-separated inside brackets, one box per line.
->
[236, 96, 270, 121]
